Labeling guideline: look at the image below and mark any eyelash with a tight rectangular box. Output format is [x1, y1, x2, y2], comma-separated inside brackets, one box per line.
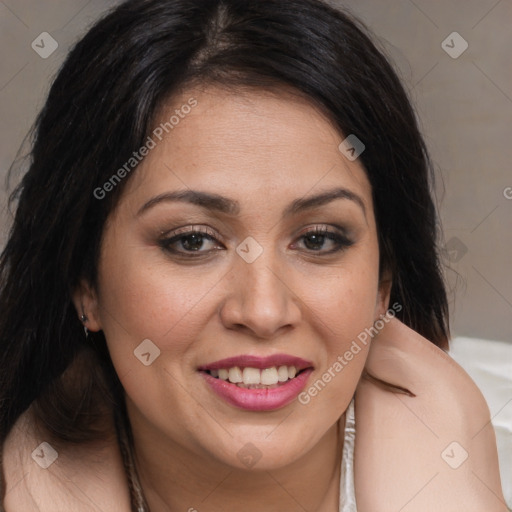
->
[158, 225, 354, 258]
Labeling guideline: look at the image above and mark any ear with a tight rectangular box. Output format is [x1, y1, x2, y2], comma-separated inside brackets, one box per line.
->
[375, 268, 392, 319]
[71, 278, 102, 332]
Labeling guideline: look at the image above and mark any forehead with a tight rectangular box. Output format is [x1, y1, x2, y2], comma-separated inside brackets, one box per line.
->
[119, 85, 372, 217]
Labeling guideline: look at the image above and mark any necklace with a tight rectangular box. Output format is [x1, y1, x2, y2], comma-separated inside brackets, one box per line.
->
[114, 400, 150, 511]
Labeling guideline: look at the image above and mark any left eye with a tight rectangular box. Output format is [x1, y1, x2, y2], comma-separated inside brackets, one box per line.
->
[292, 226, 353, 253]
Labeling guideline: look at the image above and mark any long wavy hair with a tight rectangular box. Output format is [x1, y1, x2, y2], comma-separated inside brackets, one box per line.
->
[0, 0, 449, 500]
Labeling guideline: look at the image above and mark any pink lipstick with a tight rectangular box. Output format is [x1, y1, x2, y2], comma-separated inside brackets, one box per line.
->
[198, 354, 314, 411]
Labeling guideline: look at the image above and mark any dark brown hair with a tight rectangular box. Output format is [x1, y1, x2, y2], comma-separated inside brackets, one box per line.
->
[0, 0, 449, 500]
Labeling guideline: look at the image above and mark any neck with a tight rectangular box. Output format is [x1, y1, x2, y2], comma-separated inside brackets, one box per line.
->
[125, 402, 345, 512]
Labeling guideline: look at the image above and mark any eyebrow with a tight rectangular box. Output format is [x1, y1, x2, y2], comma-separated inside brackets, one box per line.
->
[136, 186, 366, 219]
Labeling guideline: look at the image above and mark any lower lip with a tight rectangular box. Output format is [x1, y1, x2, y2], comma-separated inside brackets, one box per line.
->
[200, 369, 313, 411]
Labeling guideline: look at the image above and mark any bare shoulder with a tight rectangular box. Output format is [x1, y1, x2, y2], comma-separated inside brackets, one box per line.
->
[2, 405, 131, 512]
[364, 316, 493, 421]
[354, 317, 508, 512]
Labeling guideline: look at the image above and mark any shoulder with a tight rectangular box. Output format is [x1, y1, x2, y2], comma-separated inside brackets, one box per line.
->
[354, 317, 508, 512]
[1, 405, 131, 511]
[363, 315, 492, 422]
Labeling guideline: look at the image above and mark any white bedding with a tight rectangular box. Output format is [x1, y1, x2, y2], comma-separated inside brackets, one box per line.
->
[449, 336, 512, 510]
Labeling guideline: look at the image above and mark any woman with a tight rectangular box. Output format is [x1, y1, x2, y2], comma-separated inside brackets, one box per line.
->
[0, 0, 507, 510]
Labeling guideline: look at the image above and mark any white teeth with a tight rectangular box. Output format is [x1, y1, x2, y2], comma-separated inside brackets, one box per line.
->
[261, 367, 279, 385]
[277, 365, 289, 382]
[209, 365, 299, 385]
[228, 367, 243, 383]
[242, 367, 261, 385]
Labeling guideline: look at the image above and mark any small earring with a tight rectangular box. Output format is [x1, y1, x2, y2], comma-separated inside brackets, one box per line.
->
[80, 313, 89, 338]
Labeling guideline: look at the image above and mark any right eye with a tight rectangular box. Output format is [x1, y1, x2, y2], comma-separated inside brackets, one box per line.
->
[158, 226, 224, 257]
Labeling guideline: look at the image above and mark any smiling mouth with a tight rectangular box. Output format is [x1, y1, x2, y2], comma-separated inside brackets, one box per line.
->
[202, 365, 309, 389]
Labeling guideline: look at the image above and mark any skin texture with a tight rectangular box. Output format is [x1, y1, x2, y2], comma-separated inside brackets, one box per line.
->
[356, 317, 507, 512]
[1, 87, 506, 512]
[2, 319, 507, 511]
[74, 86, 392, 511]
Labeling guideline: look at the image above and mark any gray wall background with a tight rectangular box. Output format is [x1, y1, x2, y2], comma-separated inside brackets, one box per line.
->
[1, 0, 511, 343]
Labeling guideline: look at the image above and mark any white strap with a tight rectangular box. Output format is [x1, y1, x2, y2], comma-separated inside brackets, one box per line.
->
[339, 397, 357, 512]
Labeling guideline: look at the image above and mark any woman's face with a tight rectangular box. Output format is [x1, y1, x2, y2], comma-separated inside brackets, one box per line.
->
[81, 86, 390, 470]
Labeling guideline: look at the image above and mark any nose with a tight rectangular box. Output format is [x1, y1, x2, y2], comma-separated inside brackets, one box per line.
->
[218, 248, 302, 340]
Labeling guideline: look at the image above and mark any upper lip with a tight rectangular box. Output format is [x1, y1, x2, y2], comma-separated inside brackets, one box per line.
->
[198, 354, 314, 372]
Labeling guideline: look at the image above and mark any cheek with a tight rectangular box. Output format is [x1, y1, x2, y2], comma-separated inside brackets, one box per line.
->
[95, 242, 224, 373]
[301, 247, 379, 394]
[316, 271, 376, 356]
[94, 244, 227, 432]
[298, 274, 376, 413]
[306, 247, 381, 335]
